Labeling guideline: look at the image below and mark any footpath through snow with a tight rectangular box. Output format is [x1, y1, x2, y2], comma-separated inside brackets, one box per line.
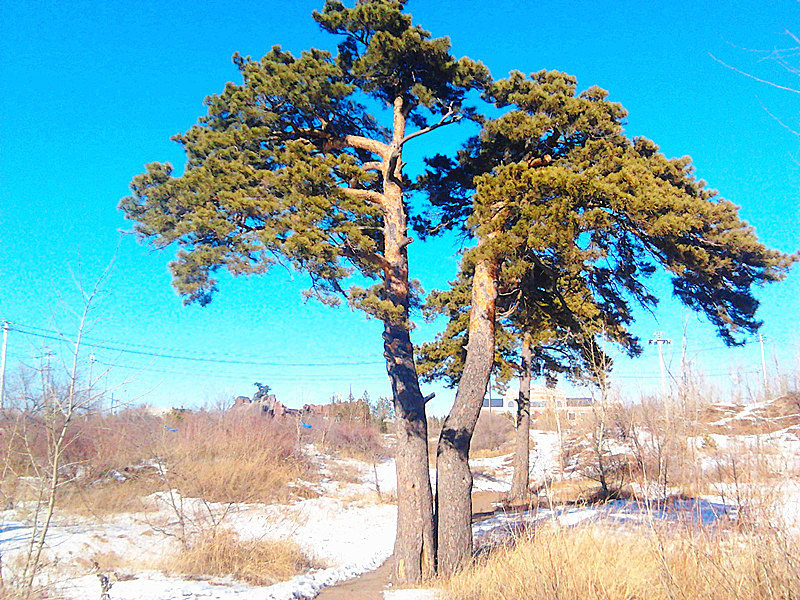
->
[0, 435, 564, 600]
[0, 432, 568, 600]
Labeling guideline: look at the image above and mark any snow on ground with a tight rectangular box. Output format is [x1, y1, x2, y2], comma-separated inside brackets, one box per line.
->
[0, 433, 564, 600]
[778, 480, 800, 532]
[469, 430, 561, 493]
[4, 424, 796, 600]
[690, 426, 800, 475]
[472, 497, 739, 547]
[0, 449, 398, 600]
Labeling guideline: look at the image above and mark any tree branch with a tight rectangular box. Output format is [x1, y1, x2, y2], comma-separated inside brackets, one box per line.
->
[399, 106, 462, 147]
[386, 106, 463, 178]
[342, 135, 390, 157]
[341, 187, 385, 206]
[360, 161, 384, 172]
[340, 243, 390, 272]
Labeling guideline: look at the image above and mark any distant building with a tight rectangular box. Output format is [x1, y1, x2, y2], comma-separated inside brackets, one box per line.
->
[231, 393, 299, 417]
[481, 384, 595, 423]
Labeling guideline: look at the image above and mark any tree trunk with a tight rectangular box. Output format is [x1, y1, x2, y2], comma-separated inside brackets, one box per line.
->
[436, 255, 497, 577]
[385, 322, 435, 582]
[509, 334, 532, 502]
[382, 97, 435, 584]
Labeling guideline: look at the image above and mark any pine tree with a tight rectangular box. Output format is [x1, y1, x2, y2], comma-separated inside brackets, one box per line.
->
[418, 69, 797, 574]
[121, 0, 489, 583]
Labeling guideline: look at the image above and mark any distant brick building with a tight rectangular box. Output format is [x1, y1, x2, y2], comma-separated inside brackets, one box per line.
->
[231, 393, 294, 417]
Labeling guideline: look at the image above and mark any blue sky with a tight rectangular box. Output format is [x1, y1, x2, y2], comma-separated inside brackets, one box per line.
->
[1, 0, 798, 415]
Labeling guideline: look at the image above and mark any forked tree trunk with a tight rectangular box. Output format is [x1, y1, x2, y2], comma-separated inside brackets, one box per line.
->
[382, 97, 435, 583]
[509, 335, 532, 501]
[436, 255, 497, 576]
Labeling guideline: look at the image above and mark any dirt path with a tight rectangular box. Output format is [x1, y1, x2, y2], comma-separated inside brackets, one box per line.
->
[314, 491, 506, 599]
[315, 557, 394, 600]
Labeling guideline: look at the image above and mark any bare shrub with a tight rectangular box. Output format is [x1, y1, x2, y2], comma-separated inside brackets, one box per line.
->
[64, 409, 163, 480]
[1, 407, 166, 513]
[2, 408, 315, 518]
[302, 414, 389, 462]
[325, 421, 388, 460]
[160, 411, 312, 504]
[470, 413, 513, 457]
[165, 528, 314, 585]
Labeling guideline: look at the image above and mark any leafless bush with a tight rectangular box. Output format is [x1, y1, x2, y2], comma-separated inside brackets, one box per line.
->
[471, 412, 514, 457]
[302, 413, 389, 461]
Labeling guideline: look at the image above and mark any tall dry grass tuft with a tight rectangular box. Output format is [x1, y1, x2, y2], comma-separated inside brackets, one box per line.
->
[446, 521, 800, 600]
[2, 408, 315, 515]
[165, 528, 314, 586]
[160, 411, 312, 504]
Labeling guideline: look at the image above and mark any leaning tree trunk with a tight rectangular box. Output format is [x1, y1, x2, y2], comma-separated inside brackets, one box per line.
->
[509, 334, 532, 502]
[382, 97, 435, 584]
[436, 255, 497, 577]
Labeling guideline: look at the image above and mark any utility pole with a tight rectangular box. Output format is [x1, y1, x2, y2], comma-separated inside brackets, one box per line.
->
[759, 333, 768, 397]
[88, 353, 96, 413]
[35, 347, 55, 409]
[649, 332, 672, 424]
[0, 321, 9, 411]
[649, 332, 672, 396]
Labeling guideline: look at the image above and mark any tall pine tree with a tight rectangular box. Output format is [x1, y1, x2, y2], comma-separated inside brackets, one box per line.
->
[121, 0, 488, 583]
[418, 69, 796, 573]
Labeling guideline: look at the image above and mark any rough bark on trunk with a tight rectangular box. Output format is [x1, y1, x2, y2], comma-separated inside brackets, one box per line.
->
[382, 97, 435, 584]
[385, 322, 435, 582]
[509, 335, 532, 501]
[435, 255, 497, 577]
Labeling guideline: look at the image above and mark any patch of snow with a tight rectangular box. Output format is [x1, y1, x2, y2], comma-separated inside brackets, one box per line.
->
[466, 430, 561, 493]
[472, 497, 739, 547]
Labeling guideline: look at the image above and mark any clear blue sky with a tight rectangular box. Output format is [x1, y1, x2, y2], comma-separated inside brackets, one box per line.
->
[1, 0, 798, 414]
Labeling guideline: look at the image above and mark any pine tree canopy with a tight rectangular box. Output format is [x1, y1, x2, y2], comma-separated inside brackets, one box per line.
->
[120, 0, 488, 316]
[417, 264, 616, 389]
[416, 69, 796, 384]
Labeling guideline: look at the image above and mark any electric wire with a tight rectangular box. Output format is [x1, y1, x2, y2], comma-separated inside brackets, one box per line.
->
[10, 326, 385, 367]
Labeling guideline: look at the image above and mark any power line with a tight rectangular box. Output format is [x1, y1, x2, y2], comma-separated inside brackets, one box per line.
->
[94, 359, 389, 382]
[11, 327, 385, 368]
[8, 320, 385, 364]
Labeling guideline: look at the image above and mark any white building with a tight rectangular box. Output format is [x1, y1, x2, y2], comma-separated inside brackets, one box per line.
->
[480, 384, 597, 424]
[481, 384, 568, 415]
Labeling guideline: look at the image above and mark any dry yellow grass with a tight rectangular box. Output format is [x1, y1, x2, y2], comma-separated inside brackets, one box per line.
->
[53, 411, 314, 513]
[162, 412, 313, 504]
[165, 528, 314, 586]
[445, 521, 800, 600]
[541, 477, 603, 503]
[469, 447, 510, 460]
[60, 474, 164, 516]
